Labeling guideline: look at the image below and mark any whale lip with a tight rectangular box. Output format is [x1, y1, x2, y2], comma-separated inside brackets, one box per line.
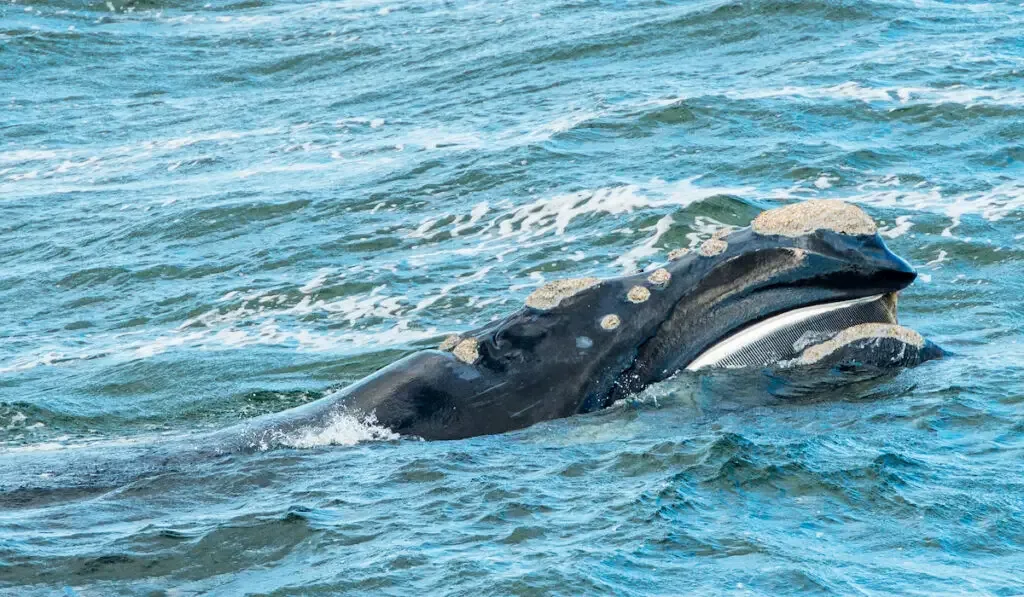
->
[685, 292, 900, 371]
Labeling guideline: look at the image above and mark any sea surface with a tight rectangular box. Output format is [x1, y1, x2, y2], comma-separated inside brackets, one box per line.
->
[2, 0, 1024, 594]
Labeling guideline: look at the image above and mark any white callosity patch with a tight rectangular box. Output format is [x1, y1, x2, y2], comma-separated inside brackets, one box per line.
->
[699, 238, 728, 256]
[626, 285, 650, 304]
[438, 334, 461, 351]
[752, 199, 877, 237]
[452, 337, 480, 364]
[600, 314, 621, 330]
[647, 268, 671, 287]
[525, 278, 600, 310]
[667, 247, 690, 261]
[795, 323, 924, 366]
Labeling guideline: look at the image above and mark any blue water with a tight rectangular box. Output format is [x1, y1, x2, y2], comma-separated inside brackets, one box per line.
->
[3, 0, 1024, 594]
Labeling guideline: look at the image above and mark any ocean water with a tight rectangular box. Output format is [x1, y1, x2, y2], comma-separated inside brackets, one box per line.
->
[2, 0, 1024, 594]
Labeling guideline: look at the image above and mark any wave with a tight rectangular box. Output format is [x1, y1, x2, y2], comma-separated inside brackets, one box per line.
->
[244, 408, 401, 450]
[3, 172, 1021, 377]
[724, 82, 1024, 107]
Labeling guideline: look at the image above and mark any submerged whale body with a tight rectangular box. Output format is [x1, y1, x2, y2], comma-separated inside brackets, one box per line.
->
[244, 200, 942, 442]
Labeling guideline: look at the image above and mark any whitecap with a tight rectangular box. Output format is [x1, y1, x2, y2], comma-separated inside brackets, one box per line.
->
[259, 409, 399, 450]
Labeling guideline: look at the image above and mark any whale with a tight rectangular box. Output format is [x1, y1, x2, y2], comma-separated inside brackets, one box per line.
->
[235, 200, 942, 443]
[0, 199, 949, 509]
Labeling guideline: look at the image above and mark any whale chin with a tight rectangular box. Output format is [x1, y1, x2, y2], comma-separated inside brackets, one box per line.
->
[686, 292, 902, 371]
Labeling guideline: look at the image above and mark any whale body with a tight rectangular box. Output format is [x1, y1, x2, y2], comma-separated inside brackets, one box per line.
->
[239, 200, 942, 442]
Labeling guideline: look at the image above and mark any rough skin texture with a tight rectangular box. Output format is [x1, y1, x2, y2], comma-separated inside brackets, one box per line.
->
[525, 277, 601, 310]
[699, 238, 728, 257]
[647, 268, 671, 286]
[667, 248, 689, 261]
[753, 199, 877, 237]
[600, 314, 621, 330]
[796, 323, 924, 365]
[453, 337, 480, 364]
[627, 285, 650, 303]
[438, 334, 461, 351]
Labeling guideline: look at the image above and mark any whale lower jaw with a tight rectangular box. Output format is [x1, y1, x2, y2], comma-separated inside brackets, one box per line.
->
[685, 293, 898, 371]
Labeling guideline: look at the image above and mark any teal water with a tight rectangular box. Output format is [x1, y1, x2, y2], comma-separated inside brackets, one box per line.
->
[2, 0, 1024, 594]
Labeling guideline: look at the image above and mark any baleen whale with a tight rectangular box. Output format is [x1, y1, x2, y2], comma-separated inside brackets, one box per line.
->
[238, 200, 942, 442]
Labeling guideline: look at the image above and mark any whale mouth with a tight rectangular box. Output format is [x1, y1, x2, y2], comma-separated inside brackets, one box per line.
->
[685, 293, 899, 371]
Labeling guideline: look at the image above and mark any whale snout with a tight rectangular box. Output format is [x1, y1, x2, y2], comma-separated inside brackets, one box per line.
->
[745, 199, 917, 297]
[860, 237, 918, 292]
[798, 226, 918, 295]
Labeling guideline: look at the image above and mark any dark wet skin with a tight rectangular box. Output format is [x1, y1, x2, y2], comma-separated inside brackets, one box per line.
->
[239, 219, 939, 442]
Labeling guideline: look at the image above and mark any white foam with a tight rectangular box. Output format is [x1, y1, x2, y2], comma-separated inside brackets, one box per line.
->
[6, 170, 38, 181]
[3, 272, 451, 372]
[726, 82, 1024, 107]
[0, 126, 292, 198]
[727, 82, 894, 103]
[494, 187, 631, 238]
[134, 331, 205, 359]
[451, 201, 490, 236]
[160, 129, 257, 150]
[516, 110, 600, 143]
[0, 149, 58, 163]
[471, 177, 752, 242]
[924, 250, 949, 268]
[19, 177, 742, 370]
[299, 269, 332, 294]
[264, 409, 399, 449]
[880, 215, 914, 239]
[413, 266, 493, 312]
[0, 351, 71, 374]
[2, 411, 29, 431]
[232, 162, 332, 179]
[774, 173, 1024, 237]
[614, 215, 673, 272]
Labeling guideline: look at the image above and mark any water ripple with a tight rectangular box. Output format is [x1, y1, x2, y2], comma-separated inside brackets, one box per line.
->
[3, 0, 1024, 593]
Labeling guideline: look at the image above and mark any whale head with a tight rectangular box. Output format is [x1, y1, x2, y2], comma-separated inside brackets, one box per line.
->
[610, 199, 920, 389]
[467, 200, 919, 411]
